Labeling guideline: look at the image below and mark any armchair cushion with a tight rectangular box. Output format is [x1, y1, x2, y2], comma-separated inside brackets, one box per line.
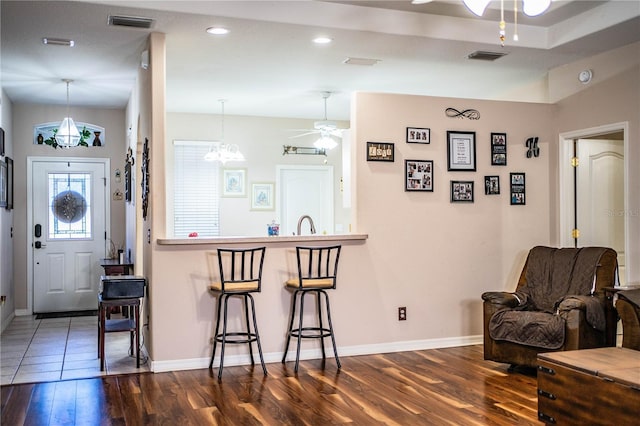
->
[489, 310, 565, 349]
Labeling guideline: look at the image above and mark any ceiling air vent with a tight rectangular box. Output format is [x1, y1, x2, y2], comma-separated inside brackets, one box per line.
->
[343, 57, 380, 66]
[108, 15, 154, 29]
[467, 51, 507, 61]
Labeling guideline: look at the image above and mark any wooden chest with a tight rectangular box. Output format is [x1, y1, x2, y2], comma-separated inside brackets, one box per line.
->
[537, 347, 640, 425]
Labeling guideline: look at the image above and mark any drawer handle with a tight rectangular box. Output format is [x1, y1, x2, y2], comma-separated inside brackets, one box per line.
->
[538, 365, 555, 375]
[538, 389, 556, 400]
[538, 412, 556, 424]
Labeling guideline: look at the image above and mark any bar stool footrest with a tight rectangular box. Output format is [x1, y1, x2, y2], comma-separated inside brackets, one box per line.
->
[289, 326, 333, 339]
[215, 332, 259, 344]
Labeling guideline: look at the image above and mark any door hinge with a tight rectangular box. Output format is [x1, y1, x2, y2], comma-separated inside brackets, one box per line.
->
[571, 157, 579, 167]
[572, 229, 580, 239]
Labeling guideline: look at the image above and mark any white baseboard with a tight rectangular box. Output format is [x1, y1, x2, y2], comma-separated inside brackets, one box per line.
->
[150, 335, 483, 373]
[1, 312, 16, 333]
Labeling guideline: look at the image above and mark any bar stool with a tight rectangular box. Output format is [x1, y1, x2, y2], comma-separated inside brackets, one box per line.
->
[208, 247, 268, 380]
[282, 245, 341, 373]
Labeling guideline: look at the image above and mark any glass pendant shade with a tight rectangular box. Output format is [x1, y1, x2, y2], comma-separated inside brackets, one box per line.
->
[523, 0, 551, 16]
[55, 116, 81, 147]
[314, 135, 338, 150]
[463, 0, 491, 16]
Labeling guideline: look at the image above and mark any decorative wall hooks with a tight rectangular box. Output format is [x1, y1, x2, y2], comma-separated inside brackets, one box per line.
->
[282, 145, 326, 156]
[525, 137, 540, 158]
[445, 108, 480, 120]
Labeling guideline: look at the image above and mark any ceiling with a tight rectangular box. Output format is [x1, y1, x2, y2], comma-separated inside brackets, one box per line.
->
[2, 1, 639, 121]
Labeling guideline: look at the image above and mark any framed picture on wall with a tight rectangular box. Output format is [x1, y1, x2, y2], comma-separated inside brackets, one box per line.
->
[5, 157, 13, 210]
[405, 160, 433, 191]
[447, 131, 476, 171]
[451, 180, 474, 202]
[251, 182, 275, 210]
[0, 160, 7, 208]
[484, 176, 500, 195]
[491, 132, 507, 165]
[510, 172, 526, 205]
[406, 127, 430, 144]
[0, 127, 4, 156]
[222, 168, 247, 197]
[366, 142, 394, 162]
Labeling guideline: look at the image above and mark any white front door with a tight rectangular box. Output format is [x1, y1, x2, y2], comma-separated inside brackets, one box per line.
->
[277, 165, 334, 236]
[31, 158, 109, 313]
[576, 138, 625, 283]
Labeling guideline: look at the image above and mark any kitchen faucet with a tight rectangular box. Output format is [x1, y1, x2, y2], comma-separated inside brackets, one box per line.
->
[297, 215, 316, 235]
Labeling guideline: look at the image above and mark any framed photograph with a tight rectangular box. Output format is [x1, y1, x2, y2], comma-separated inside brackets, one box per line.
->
[510, 172, 526, 205]
[0, 127, 4, 156]
[0, 161, 6, 208]
[5, 157, 13, 210]
[124, 161, 132, 202]
[447, 131, 476, 171]
[222, 168, 246, 197]
[405, 160, 433, 192]
[251, 182, 275, 210]
[406, 127, 430, 144]
[491, 132, 507, 165]
[366, 142, 394, 162]
[451, 180, 474, 202]
[484, 175, 500, 195]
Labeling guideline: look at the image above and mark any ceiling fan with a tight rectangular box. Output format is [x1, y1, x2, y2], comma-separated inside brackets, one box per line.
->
[288, 92, 345, 140]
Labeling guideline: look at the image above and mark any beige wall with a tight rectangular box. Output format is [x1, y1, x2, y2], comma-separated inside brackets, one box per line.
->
[1, 90, 15, 329]
[11, 104, 126, 311]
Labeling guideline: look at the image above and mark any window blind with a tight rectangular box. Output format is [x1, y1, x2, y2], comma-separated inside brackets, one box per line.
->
[173, 141, 220, 237]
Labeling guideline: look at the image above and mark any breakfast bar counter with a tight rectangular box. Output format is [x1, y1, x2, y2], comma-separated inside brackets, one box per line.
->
[157, 234, 368, 246]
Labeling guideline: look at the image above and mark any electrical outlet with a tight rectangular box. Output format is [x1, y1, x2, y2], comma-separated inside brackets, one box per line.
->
[398, 306, 407, 321]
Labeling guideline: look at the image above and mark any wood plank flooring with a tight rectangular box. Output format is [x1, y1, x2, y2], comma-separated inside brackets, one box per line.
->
[1, 345, 540, 425]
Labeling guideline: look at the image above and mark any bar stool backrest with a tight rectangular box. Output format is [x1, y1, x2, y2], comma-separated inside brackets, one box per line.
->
[214, 247, 266, 293]
[294, 245, 341, 289]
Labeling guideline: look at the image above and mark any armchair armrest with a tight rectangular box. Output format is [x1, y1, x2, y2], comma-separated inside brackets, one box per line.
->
[481, 291, 521, 308]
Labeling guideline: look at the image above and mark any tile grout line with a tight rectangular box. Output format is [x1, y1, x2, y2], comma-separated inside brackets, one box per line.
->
[12, 319, 42, 384]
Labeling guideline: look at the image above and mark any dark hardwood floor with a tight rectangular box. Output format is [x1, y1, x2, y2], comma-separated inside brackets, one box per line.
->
[1, 345, 540, 425]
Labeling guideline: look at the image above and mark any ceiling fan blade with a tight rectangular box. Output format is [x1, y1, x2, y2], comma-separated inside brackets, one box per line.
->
[288, 131, 319, 138]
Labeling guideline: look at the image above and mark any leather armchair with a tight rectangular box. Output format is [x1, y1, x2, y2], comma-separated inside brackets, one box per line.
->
[616, 289, 640, 350]
[482, 246, 618, 369]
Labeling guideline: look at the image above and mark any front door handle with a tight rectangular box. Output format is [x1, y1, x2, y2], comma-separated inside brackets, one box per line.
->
[35, 241, 47, 249]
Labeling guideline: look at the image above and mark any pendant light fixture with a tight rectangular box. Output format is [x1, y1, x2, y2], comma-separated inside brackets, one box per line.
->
[462, 0, 551, 46]
[55, 79, 81, 147]
[204, 100, 245, 163]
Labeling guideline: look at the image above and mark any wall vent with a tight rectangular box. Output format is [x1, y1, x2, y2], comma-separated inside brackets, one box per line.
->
[108, 15, 154, 29]
[467, 51, 507, 61]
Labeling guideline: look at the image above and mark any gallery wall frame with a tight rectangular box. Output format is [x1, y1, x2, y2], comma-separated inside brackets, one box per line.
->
[0, 127, 4, 156]
[222, 168, 247, 197]
[0, 160, 6, 208]
[406, 127, 430, 144]
[366, 142, 394, 162]
[251, 182, 275, 210]
[484, 175, 500, 195]
[510, 172, 526, 205]
[447, 131, 476, 171]
[491, 132, 507, 165]
[451, 180, 474, 202]
[405, 160, 433, 192]
[5, 157, 13, 210]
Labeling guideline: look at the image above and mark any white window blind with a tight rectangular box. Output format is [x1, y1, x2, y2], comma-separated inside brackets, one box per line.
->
[173, 141, 220, 237]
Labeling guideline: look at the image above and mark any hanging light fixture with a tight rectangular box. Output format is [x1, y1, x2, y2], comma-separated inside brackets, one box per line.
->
[204, 100, 245, 163]
[55, 79, 81, 147]
[462, 0, 551, 46]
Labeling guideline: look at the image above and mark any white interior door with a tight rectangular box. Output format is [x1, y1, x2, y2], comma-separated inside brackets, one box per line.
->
[576, 138, 625, 283]
[31, 159, 108, 313]
[277, 165, 334, 236]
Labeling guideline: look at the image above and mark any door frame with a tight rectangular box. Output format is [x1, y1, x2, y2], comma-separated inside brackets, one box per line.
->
[558, 122, 629, 283]
[26, 156, 111, 314]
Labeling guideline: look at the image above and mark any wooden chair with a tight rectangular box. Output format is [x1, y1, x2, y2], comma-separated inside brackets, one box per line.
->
[282, 245, 342, 373]
[208, 247, 267, 379]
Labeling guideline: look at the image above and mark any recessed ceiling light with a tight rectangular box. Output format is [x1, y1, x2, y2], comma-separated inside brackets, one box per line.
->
[313, 37, 333, 44]
[206, 27, 229, 35]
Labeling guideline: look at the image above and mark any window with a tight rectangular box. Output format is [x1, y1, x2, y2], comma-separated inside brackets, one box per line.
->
[173, 141, 220, 237]
[48, 172, 92, 239]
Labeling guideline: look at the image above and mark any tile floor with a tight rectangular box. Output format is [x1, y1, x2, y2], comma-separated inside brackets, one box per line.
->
[1, 314, 150, 385]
